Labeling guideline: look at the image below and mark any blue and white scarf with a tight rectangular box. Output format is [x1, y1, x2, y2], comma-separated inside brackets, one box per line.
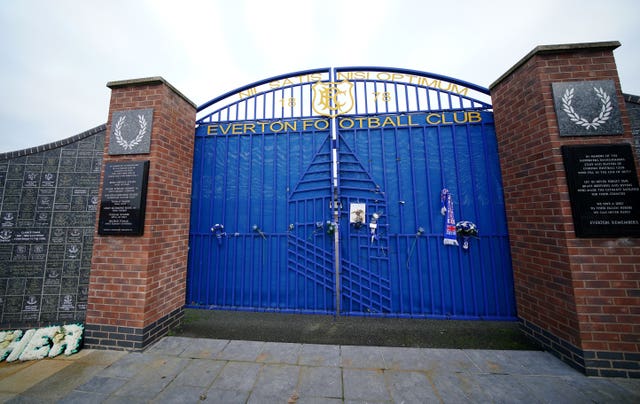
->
[440, 189, 459, 246]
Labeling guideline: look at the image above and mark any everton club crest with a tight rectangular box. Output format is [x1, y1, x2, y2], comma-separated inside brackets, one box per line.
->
[312, 80, 355, 118]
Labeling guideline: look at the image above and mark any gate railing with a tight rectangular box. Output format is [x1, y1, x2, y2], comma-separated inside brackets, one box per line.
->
[196, 67, 492, 124]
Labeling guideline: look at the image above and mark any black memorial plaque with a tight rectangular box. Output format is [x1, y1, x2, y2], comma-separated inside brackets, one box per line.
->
[98, 160, 149, 236]
[562, 144, 640, 237]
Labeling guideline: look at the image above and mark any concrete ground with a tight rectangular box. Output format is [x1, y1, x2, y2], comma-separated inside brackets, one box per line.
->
[1, 311, 639, 403]
[1, 336, 639, 403]
[173, 309, 539, 350]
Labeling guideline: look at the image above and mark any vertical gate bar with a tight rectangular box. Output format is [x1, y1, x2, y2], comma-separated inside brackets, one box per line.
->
[407, 126, 425, 313]
[450, 124, 467, 316]
[221, 134, 231, 306]
[421, 126, 436, 315]
[285, 129, 292, 308]
[435, 124, 448, 315]
[259, 132, 267, 307]
[393, 82, 400, 112]
[463, 122, 480, 316]
[330, 68, 341, 316]
[231, 136, 241, 305]
[209, 138, 218, 306]
[392, 125, 412, 313]
[482, 120, 509, 317]
[270, 133, 278, 307]
[479, 121, 497, 316]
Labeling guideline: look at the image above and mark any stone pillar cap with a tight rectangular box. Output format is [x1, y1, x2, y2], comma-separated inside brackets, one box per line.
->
[490, 41, 621, 90]
[107, 76, 196, 109]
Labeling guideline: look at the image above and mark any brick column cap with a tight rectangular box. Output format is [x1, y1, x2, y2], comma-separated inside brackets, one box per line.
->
[490, 41, 621, 90]
[106, 76, 197, 109]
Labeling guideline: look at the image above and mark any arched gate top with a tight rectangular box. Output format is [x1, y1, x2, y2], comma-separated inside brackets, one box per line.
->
[196, 67, 492, 125]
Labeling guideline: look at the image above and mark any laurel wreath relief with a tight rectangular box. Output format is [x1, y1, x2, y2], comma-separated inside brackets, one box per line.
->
[113, 114, 147, 150]
[561, 87, 613, 130]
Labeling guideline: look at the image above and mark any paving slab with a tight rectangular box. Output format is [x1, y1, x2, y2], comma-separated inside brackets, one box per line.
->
[384, 370, 441, 403]
[210, 361, 262, 392]
[2, 335, 640, 403]
[343, 368, 390, 401]
[298, 344, 340, 367]
[256, 341, 302, 364]
[216, 340, 264, 361]
[177, 338, 229, 360]
[171, 358, 225, 387]
[341, 345, 386, 369]
[298, 365, 342, 399]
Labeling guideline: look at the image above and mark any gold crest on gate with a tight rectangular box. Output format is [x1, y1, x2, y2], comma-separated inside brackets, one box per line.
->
[312, 80, 355, 118]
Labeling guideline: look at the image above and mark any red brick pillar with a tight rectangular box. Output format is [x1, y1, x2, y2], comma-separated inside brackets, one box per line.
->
[490, 42, 640, 377]
[85, 77, 196, 350]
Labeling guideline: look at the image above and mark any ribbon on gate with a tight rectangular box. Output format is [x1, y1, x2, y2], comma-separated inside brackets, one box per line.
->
[440, 189, 459, 246]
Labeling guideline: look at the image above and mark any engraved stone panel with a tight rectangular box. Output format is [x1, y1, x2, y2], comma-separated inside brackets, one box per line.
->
[108, 108, 153, 155]
[562, 144, 640, 237]
[553, 80, 623, 136]
[0, 127, 105, 324]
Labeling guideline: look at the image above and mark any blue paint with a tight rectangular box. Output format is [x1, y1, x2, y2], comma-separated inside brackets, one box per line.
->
[187, 68, 516, 319]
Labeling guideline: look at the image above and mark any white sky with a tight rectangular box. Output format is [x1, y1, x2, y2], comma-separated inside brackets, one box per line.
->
[1, 0, 638, 153]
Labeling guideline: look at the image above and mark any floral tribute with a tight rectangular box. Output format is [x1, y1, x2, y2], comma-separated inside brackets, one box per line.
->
[0, 324, 83, 362]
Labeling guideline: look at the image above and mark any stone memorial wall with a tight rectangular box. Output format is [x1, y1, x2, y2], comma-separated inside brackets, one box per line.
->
[0, 125, 105, 327]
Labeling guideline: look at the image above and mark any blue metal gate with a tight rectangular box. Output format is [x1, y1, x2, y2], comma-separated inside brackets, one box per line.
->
[187, 68, 516, 319]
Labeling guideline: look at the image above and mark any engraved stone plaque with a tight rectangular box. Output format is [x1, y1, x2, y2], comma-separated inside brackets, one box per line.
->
[98, 160, 150, 236]
[553, 80, 623, 136]
[562, 144, 640, 237]
[108, 109, 153, 155]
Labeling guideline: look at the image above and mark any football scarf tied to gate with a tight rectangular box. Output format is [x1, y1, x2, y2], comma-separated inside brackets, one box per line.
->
[440, 188, 459, 246]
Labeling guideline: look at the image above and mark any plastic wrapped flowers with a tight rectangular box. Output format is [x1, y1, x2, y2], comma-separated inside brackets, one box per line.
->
[455, 221, 478, 250]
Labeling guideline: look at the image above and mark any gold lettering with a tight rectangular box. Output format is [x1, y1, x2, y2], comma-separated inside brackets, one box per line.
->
[282, 121, 297, 131]
[339, 118, 355, 129]
[257, 122, 268, 132]
[302, 119, 315, 131]
[382, 116, 397, 127]
[426, 114, 440, 125]
[231, 123, 243, 134]
[336, 72, 369, 80]
[354, 117, 367, 127]
[407, 115, 419, 126]
[368, 117, 381, 128]
[450, 84, 468, 96]
[467, 111, 482, 123]
[270, 121, 284, 132]
[314, 119, 329, 130]
[238, 87, 257, 99]
[244, 123, 256, 133]
[207, 124, 218, 135]
[219, 124, 231, 135]
[453, 112, 467, 124]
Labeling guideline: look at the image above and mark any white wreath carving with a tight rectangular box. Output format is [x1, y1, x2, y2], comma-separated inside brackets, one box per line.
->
[113, 114, 147, 150]
[561, 87, 613, 130]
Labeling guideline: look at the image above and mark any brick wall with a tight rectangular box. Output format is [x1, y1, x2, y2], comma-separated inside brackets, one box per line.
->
[85, 78, 196, 350]
[490, 42, 640, 377]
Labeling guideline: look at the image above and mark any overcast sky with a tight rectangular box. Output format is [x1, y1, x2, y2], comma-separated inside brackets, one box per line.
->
[1, 0, 638, 153]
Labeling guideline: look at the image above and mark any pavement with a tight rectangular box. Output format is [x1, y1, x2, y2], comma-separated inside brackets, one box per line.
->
[1, 336, 640, 403]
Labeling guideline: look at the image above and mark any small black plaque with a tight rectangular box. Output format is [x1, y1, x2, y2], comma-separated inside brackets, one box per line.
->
[98, 160, 149, 236]
[562, 144, 640, 237]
